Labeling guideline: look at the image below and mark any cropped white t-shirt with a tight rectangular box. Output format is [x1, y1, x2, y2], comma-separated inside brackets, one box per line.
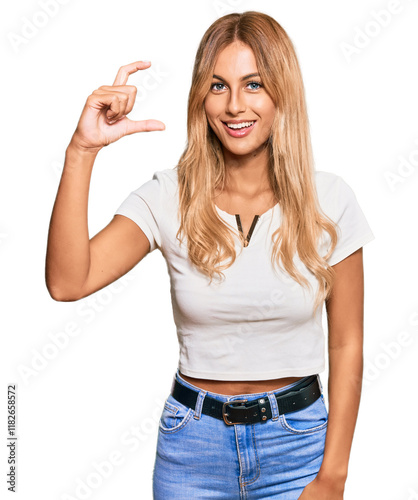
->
[114, 167, 375, 381]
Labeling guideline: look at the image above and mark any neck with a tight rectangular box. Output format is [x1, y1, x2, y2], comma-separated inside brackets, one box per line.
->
[221, 143, 271, 197]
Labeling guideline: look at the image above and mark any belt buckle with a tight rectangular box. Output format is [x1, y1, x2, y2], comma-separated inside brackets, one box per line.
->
[222, 399, 248, 425]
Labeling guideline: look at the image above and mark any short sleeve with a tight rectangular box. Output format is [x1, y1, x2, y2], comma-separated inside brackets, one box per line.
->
[324, 175, 375, 266]
[114, 171, 163, 253]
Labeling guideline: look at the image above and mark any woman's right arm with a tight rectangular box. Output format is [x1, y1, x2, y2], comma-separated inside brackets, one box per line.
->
[45, 61, 165, 302]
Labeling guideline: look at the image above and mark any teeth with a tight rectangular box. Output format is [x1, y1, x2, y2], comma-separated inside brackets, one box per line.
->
[226, 121, 255, 129]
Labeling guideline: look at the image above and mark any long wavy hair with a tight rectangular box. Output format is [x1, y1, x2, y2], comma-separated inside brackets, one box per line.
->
[175, 11, 339, 316]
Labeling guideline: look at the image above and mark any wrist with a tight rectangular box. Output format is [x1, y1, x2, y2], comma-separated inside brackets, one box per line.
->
[64, 140, 99, 173]
[316, 467, 347, 488]
[67, 136, 102, 158]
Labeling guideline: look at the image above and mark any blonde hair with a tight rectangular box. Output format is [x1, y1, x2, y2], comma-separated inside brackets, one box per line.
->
[176, 11, 339, 316]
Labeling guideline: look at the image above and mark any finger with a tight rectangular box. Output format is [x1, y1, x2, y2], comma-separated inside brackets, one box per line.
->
[88, 92, 121, 118]
[122, 118, 166, 135]
[92, 90, 132, 121]
[98, 85, 137, 116]
[112, 60, 151, 86]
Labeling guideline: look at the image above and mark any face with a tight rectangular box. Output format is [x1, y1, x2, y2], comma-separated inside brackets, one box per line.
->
[204, 41, 276, 159]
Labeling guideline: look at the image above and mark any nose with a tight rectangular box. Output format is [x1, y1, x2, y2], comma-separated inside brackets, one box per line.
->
[225, 87, 246, 116]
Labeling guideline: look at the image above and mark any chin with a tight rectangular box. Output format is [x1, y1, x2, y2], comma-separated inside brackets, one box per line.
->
[222, 142, 263, 156]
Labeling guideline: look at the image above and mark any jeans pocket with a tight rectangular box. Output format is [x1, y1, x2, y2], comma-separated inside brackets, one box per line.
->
[279, 394, 328, 435]
[158, 394, 194, 434]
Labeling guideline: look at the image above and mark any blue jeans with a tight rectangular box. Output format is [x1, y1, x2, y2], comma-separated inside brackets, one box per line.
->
[152, 369, 328, 499]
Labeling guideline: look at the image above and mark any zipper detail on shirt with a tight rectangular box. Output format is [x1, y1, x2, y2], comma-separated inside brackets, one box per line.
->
[235, 214, 260, 247]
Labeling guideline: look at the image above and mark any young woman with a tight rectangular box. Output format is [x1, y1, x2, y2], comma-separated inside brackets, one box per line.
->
[46, 11, 375, 499]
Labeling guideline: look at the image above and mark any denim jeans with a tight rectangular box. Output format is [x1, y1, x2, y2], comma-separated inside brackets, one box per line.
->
[152, 369, 328, 499]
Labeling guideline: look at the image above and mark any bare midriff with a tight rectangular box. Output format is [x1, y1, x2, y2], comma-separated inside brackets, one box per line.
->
[178, 371, 305, 396]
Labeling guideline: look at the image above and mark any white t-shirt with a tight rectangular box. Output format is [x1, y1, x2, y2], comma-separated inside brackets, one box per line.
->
[114, 167, 375, 381]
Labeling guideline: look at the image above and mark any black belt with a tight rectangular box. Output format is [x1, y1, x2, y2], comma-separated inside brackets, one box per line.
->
[171, 374, 321, 425]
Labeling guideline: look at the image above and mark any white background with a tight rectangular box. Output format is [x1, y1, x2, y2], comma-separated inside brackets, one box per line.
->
[2, 0, 418, 498]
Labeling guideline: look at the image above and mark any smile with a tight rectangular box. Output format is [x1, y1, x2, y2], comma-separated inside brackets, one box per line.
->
[225, 120, 255, 129]
[222, 120, 256, 138]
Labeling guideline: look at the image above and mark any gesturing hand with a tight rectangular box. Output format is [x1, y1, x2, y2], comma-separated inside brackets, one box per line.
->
[70, 60, 166, 154]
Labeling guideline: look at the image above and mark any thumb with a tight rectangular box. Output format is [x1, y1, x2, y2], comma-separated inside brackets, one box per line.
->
[123, 118, 166, 135]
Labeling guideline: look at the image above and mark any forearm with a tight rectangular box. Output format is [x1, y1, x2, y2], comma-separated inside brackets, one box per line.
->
[45, 141, 98, 300]
[317, 340, 363, 485]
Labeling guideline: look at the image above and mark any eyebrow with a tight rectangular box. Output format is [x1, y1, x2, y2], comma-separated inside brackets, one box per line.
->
[212, 73, 260, 82]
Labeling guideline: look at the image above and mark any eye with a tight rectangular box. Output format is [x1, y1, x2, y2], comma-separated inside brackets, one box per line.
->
[247, 81, 263, 91]
[210, 82, 226, 92]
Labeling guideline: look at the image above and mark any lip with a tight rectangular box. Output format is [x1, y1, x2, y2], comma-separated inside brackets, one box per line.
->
[222, 120, 256, 138]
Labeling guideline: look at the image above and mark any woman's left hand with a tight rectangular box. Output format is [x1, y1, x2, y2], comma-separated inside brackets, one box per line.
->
[298, 476, 344, 499]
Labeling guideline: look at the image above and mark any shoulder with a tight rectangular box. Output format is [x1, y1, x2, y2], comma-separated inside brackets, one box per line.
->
[314, 169, 369, 231]
[130, 167, 178, 199]
[152, 167, 178, 186]
[314, 170, 342, 195]
[314, 170, 358, 219]
[152, 167, 178, 196]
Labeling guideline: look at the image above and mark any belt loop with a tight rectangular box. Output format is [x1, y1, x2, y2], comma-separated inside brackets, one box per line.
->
[267, 391, 279, 421]
[193, 389, 207, 420]
[316, 374, 324, 394]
